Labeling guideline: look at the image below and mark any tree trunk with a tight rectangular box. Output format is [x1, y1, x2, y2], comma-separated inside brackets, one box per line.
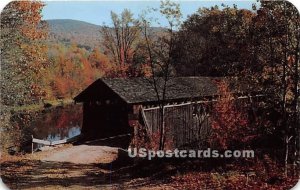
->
[159, 106, 165, 150]
[285, 135, 290, 177]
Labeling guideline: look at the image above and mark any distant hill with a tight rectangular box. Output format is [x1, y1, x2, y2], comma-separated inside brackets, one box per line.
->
[46, 19, 102, 50]
[46, 19, 166, 51]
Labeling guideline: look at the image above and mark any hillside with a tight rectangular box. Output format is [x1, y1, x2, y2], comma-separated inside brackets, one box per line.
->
[46, 19, 102, 50]
[46, 19, 165, 51]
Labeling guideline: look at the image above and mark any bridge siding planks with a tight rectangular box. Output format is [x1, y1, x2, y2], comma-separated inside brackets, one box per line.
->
[143, 102, 211, 148]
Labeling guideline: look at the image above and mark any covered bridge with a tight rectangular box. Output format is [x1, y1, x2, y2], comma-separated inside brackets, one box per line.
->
[74, 77, 257, 148]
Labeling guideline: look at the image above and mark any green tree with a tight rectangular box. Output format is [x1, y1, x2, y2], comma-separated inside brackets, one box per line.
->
[172, 5, 256, 77]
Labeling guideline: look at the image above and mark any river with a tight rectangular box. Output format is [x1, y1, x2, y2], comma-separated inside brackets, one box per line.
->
[14, 103, 83, 152]
[31, 104, 83, 142]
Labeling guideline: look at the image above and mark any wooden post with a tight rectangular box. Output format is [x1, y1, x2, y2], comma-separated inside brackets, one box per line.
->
[31, 135, 33, 154]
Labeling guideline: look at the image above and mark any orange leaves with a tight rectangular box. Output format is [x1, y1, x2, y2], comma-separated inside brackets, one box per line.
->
[88, 48, 112, 74]
[2, 1, 49, 103]
[106, 64, 130, 78]
[13, 1, 47, 40]
[210, 80, 251, 149]
[52, 76, 69, 98]
[47, 45, 113, 99]
[81, 57, 94, 85]
[46, 41, 151, 99]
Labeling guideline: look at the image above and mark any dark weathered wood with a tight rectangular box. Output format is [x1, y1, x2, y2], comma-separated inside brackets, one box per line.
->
[143, 102, 211, 148]
[73, 77, 263, 148]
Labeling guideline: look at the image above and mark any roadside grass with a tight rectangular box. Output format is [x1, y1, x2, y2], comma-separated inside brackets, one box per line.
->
[10, 99, 74, 112]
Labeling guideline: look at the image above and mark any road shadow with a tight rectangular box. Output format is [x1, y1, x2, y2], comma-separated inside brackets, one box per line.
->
[2, 151, 298, 189]
[2, 159, 110, 189]
[1, 155, 177, 189]
[74, 134, 132, 149]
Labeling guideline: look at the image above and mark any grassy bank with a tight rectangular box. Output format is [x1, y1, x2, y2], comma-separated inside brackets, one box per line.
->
[10, 99, 75, 112]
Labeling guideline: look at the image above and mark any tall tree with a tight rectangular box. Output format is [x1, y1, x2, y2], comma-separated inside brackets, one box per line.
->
[140, 0, 181, 150]
[101, 9, 140, 66]
[1, 1, 48, 106]
[0, 1, 48, 150]
[253, 0, 300, 175]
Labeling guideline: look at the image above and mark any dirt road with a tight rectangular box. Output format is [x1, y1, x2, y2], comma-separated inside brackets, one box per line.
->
[2, 142, 297, 190]
[41, 145, 118, 164]
[1, 137, 175, 190]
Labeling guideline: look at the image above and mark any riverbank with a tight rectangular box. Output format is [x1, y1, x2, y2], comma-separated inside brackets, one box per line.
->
[1, 99, 82, 156]
[10, 98, 75, 112]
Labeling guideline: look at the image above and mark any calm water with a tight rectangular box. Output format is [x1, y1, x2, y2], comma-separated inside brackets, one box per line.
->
[31, 104, 83, 142]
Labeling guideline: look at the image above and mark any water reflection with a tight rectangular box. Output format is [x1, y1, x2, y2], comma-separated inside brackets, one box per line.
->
[31, 104, 83, 142]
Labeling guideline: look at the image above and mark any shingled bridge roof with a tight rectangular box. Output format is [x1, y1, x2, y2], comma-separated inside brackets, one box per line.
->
[74, 77, 251, 104]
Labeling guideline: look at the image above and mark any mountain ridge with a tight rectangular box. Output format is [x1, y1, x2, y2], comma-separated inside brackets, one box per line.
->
[46, 19, 102, 50]
[47, 19, 101, 25]
[46, 19, 165, 51]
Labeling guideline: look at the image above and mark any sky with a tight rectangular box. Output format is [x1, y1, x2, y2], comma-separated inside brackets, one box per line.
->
[42, 1, 258, 26]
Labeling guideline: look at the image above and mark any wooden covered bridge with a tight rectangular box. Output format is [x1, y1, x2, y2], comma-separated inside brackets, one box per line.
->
[74, 77, 258, 148]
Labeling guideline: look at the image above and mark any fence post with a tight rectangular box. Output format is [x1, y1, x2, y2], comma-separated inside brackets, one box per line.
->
[31, 135, 33, 154]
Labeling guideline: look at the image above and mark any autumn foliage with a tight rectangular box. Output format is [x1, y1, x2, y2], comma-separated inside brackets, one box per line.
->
[210, 80, 253, 149]
[131, 123, 173, 151]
